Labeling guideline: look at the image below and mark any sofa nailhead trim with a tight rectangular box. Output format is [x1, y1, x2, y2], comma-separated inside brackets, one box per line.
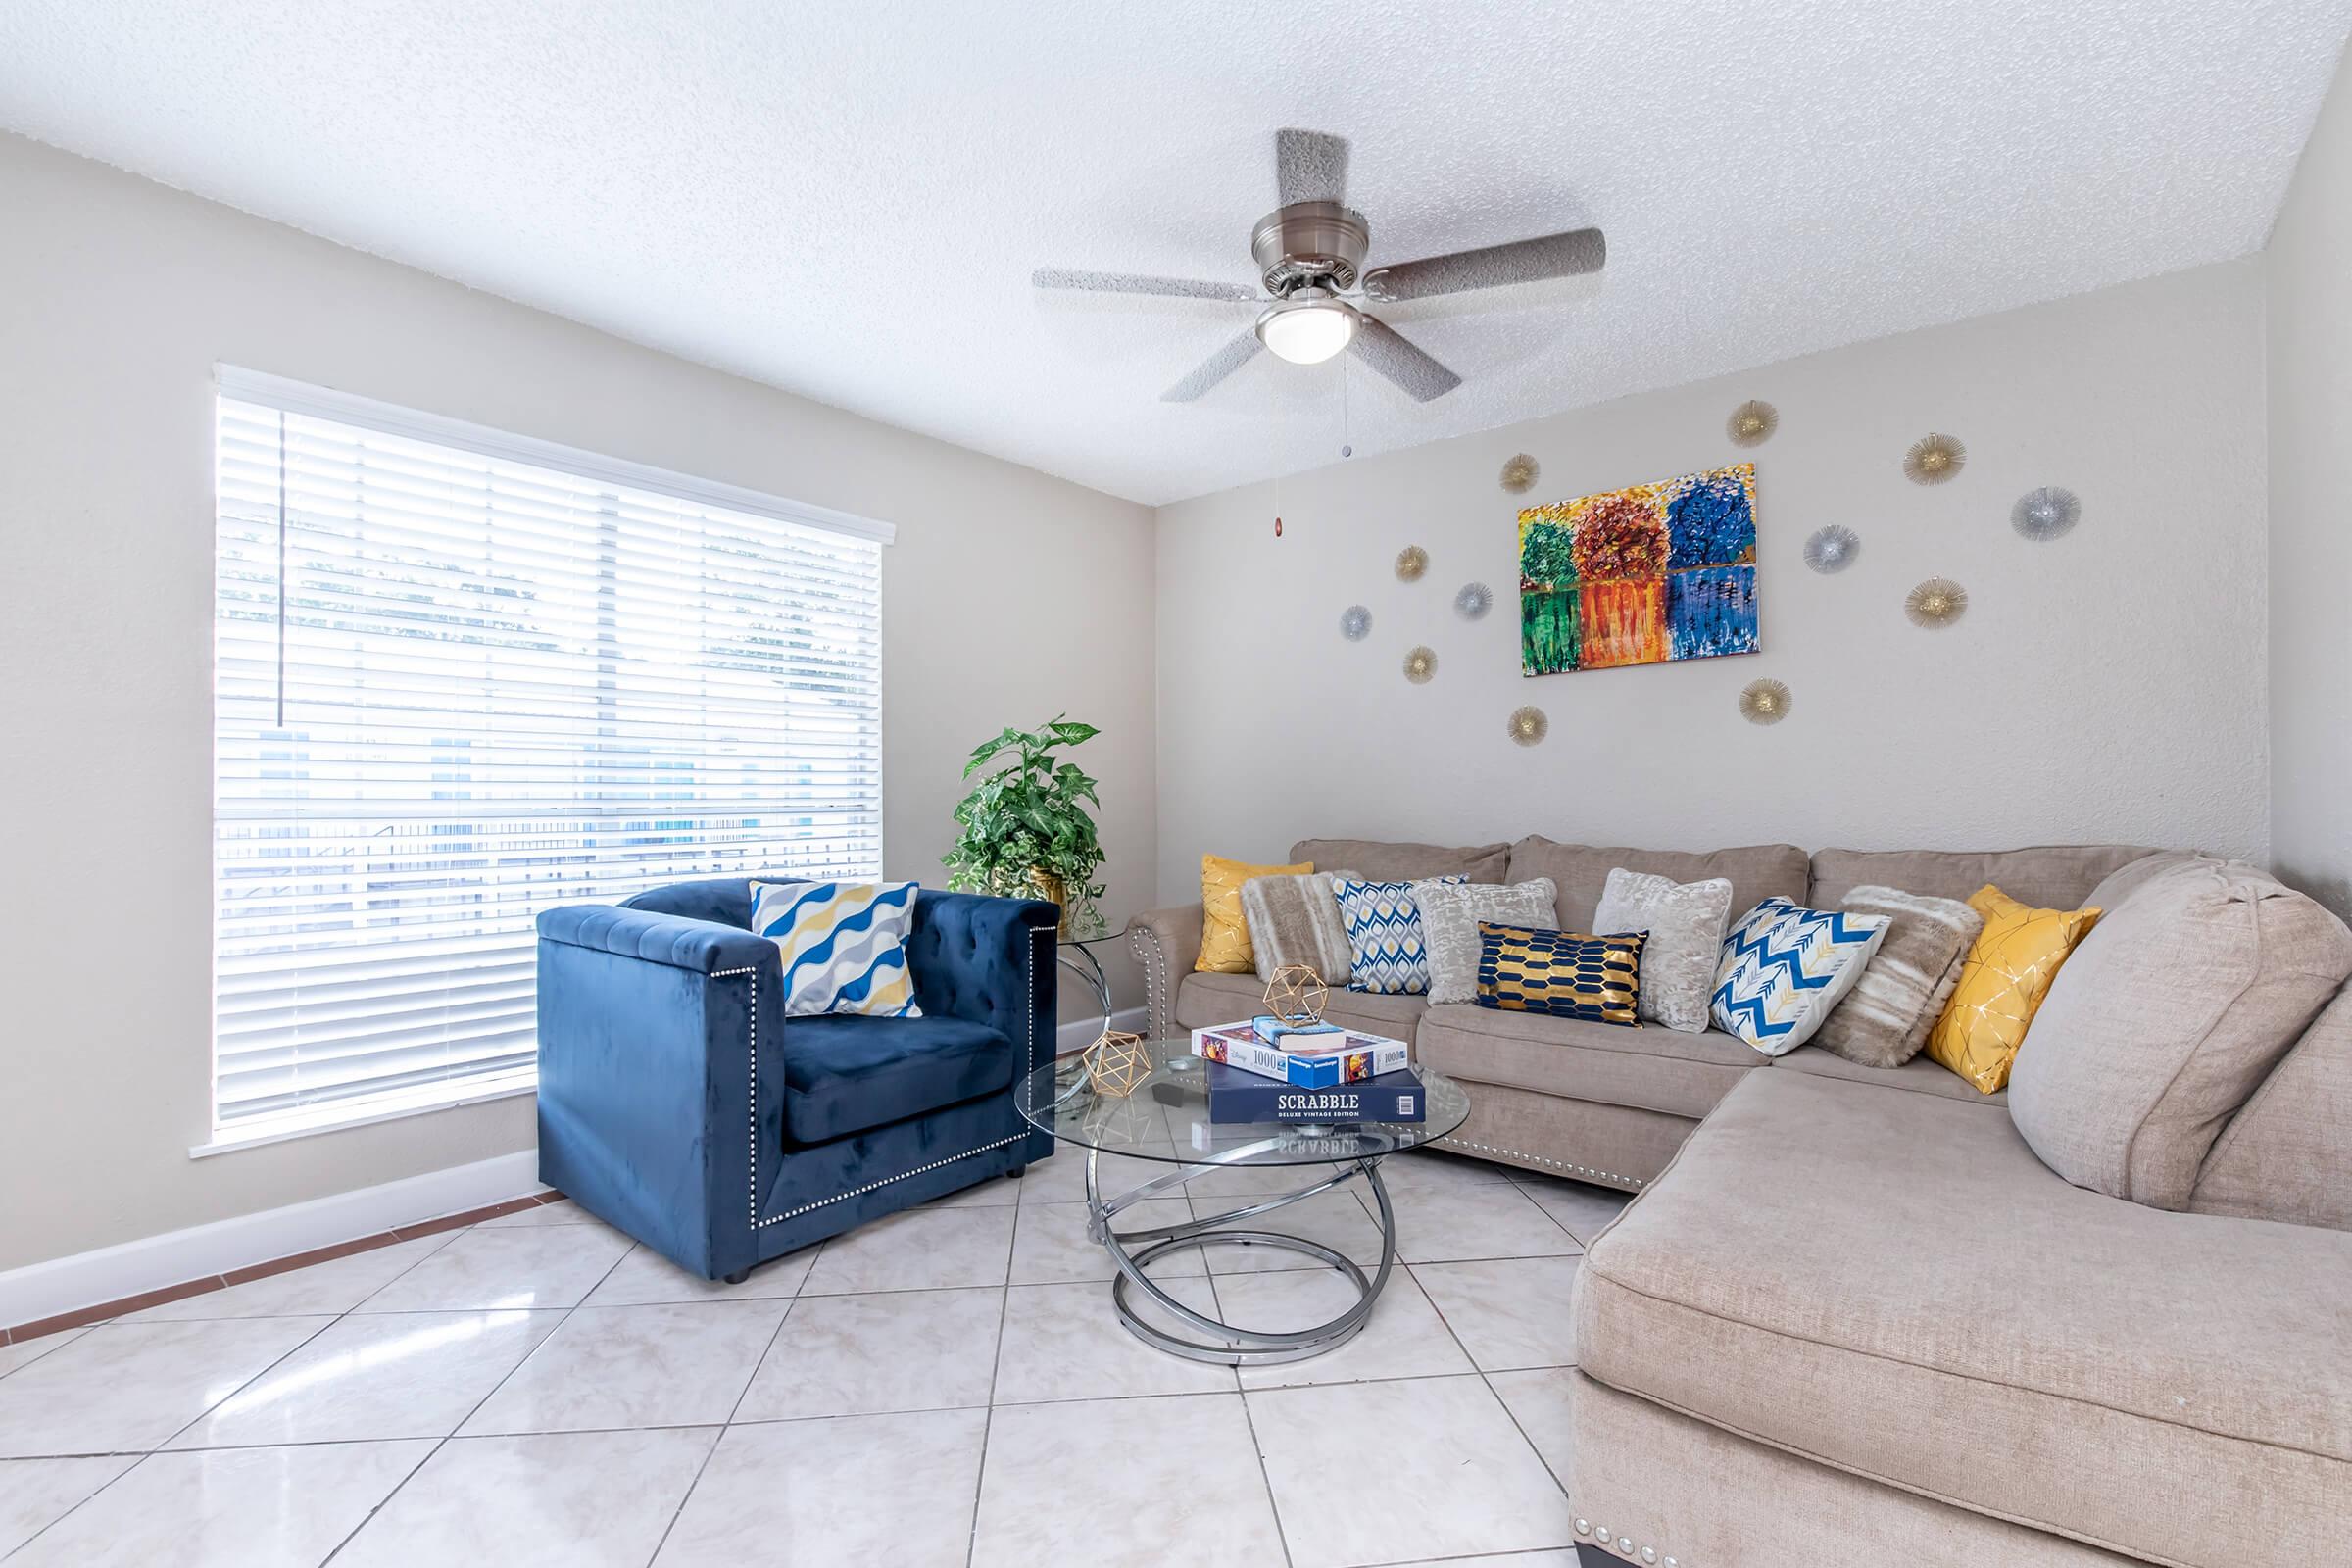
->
[740, 919, 1050, 1231]
[1129, 924, 1170, 1039]
[1433, 1133, 1646, 1190]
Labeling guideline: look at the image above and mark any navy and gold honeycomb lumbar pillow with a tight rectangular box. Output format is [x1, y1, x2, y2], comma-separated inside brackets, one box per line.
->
[1474, 921, 1645, 1026]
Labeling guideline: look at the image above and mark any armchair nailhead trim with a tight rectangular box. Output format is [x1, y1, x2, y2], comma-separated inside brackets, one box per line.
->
[1434, 1133, 1645, 1190]
[741, 919, 1051, 1231]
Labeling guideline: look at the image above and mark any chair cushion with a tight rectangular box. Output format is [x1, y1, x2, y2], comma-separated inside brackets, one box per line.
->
[1175, 969, 1429, 1040]
[1806, 844, 2151, 912]
[1291, 838, 1510, 884]
[2009, 854, 2352, 1208]
[779, 1013, 1017, 1144]
[1574, 1069, 2352, 1568]
[1505, 837, 1807, 931]
[1416, 1002, 1762, 1119]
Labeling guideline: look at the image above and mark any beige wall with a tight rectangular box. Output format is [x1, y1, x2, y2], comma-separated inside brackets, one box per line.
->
[1154, 260, 2269, 902]
[0, 133, 1154, 1272]
[2268, 41, 2352, 918]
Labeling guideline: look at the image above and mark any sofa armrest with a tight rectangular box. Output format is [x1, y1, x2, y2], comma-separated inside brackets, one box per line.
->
[536, 903, 777, 975]
[1127, 904, 1204, 1039]
[534, 905, 778, 1279]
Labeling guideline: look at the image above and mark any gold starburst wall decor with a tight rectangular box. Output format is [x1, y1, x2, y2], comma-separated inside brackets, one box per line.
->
[1395, 545, 1429, 581]
[1500, 453, 1540, 493]
[1508, 706, 1548, 746]
[1262, 963, 1330, 1027]
[1727, 399, 1779, 447]
[1905, 577, 1968, 627]
[1903, 432, 1966, 485]
[1740, 678, 1792, 724]
[1403, 645, 1437, 683]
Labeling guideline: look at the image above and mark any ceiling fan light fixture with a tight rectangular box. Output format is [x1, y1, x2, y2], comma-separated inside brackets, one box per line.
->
[1254, 291, 1359, 365]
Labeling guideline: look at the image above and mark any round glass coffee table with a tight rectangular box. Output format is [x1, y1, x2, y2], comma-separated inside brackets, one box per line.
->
[1015, 1037, 1471, 1366]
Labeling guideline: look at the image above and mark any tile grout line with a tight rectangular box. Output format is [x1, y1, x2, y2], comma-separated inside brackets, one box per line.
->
[961, 1177, 1025, 1568]
[1202, 1263, 1298, 1568]
[637, 1267, 806, 1568]
[316, 1221, 640, 1565]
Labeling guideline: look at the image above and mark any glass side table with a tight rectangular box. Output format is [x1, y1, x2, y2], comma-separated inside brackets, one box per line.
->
[1055, 925, 1121, 1030]
[1014, 1037, 1472, 1365]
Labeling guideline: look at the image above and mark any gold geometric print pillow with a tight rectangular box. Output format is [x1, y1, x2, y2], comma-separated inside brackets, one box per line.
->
[1474, 922, 1644, 1026]
[1924, 884, 2102, 1094]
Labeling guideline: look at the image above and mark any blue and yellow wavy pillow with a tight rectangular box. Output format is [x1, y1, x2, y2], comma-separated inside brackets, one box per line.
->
[750, 879, 923, 1018]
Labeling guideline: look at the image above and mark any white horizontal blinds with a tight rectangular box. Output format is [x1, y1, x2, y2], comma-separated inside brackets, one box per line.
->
[213, 391, 885, 1132]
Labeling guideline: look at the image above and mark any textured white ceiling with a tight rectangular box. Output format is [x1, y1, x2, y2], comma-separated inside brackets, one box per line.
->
[3, 1, 2345, 505]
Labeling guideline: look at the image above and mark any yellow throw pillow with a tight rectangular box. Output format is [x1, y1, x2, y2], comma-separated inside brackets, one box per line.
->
[1198, 853, 1312, 973]
[1925, 884, 2102, 1094]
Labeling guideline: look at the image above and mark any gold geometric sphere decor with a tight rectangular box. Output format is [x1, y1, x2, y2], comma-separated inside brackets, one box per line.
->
[1727, 399, 1779, 447]
[1083, 1028, 1151, 1097]
[1499, 453, 1540, 493]
[1262, 963, 1331, 1027]
[1403, 645, 1437, 683]
[1902, 432, 1966, 485]
[1740, 678, 1792, 725]
[1395, 545, 1429, 581]
[1905, 576, 1969, 627]
[1507, 706, 1548, 746]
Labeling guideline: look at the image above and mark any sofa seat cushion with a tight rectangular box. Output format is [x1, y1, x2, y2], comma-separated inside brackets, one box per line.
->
[1176, 969, 1429, 1039]
[779, 1013, 1017, 1144]
[1575, 1069, 2352, 1568]
[1769, 1044, 2007, 1104]
[1415, 1002, 1762, 1119]
[1505, 837, 1807, 931]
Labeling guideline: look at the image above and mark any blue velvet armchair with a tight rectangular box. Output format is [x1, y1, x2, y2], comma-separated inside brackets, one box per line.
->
[535, 877, 1058, 1282]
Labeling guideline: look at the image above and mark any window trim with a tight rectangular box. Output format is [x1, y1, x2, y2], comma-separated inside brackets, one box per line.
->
[201, 368, 893, 1154]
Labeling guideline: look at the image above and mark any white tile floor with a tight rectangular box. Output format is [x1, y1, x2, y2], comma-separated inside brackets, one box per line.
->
[0, 1148, 1628, 1568]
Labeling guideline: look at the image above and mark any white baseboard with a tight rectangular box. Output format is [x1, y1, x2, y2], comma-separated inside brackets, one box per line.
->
[1056, 1005, 1149, 1054]
[7, 1016, 1146, 1330]
[0, 1151, 545, 1330]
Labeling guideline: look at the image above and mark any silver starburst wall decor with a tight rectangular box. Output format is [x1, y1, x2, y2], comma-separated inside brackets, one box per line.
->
[2011, 486, 2081, 541]
[1340, 605, 1371, 641]
[1454, 582, 1493, 619]
[1803, 525, 1859, 574]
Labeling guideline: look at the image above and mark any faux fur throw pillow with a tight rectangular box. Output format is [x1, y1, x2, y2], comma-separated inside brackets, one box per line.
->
[1242, 870, 1357, 985]
[1811, 884, 1984, 1068]
[1592, 868, 1734, 1032]
[1414, 877, 1558, 1005]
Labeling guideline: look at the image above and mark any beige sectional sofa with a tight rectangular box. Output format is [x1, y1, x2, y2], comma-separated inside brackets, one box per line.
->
[1127, 837, 2352, 1567]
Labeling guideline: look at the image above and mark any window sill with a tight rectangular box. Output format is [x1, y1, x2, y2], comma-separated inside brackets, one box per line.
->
[190, 1072, 539, 1159]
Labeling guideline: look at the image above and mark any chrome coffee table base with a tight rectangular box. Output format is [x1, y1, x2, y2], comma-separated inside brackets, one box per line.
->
[1085, 1142, 1398, 1366]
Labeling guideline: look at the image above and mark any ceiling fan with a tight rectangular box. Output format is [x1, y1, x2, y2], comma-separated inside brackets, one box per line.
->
[1033, 127, 1605, 405]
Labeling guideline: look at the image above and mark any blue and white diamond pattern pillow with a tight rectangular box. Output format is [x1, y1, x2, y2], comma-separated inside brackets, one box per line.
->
[750, 879, 924, 1018]
[1336, 875, 1466, 995]
[1710, 896, 1889, 1055]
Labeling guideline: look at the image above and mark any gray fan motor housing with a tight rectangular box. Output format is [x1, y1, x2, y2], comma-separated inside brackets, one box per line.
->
[1252, 201, 1370, 296]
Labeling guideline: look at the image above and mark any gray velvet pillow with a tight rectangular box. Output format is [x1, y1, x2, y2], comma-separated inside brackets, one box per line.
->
[1811, 885, 1984, 1068]
[1412, 877, 1558, 1005]
[1592, 868, 1733, 1032]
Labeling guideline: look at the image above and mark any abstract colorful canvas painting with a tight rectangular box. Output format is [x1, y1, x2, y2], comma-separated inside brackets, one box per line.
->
[1518, 462, 1760, 675]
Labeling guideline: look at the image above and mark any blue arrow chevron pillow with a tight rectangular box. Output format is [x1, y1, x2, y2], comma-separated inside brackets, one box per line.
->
[1710, 897, 1890, 1056]
[751, 879, 924, 1018]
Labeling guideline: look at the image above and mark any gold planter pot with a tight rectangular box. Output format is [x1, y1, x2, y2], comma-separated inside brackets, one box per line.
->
[1025, 868, 1071, 936]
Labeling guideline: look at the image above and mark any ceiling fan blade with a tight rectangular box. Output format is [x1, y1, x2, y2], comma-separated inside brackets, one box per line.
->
[1348, 317, 1462, 402]
[1033, 267, 1258, 303]
[1161, 331, 1265, 402]
[1361, 227, 1606, 303]
[1275, 127, 1349, 207]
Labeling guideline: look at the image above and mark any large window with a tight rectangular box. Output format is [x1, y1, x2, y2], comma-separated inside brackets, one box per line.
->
[210, 371, 887, 1144]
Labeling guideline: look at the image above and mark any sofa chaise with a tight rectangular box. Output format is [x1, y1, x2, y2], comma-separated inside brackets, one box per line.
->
[1128, 837, 2352, 1566]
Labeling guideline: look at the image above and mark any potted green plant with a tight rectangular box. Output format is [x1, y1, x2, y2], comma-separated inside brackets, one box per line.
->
[945, 715, 1107, 937]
